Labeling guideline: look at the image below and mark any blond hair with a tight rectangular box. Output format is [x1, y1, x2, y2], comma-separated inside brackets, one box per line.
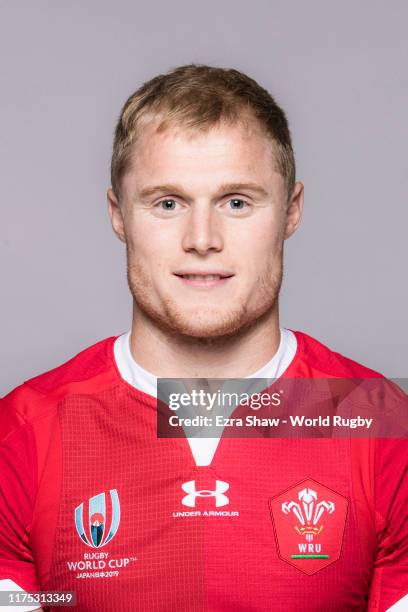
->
[111, 63, 296, 202]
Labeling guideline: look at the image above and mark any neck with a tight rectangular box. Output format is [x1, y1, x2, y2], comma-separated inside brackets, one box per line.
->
[129, 302, 281, 379]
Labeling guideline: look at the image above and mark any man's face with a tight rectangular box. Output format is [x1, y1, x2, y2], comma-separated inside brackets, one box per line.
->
[108, 118, 303, 341]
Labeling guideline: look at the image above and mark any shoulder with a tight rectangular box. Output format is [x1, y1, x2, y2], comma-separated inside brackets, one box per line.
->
[289, 327, 407, 437]
[0, 335, 120, 441]
[23, 335, 119, 394]
[289, 329, 384, 378]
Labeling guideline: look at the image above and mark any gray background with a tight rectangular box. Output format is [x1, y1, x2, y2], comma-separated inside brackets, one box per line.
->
[1, 0, 407, 395]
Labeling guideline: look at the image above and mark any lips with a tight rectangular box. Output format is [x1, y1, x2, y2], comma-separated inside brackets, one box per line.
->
[177, 273, 230, 281]
[174, 270, 234, 279]
[173, 271, 234, 287]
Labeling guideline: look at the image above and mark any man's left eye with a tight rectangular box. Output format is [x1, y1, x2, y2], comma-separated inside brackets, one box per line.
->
[228, 198, 249, 210]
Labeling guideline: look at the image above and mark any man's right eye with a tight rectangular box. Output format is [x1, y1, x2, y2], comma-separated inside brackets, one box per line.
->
[156, 199, 178, 211]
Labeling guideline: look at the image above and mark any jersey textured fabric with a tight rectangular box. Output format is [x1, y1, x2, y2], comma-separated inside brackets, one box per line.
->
[0, 330, 406, 612]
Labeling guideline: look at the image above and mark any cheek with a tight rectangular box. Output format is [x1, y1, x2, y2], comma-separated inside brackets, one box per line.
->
[126, 224, 163, 261]
[126, 236, 171, 291]
[233, 225, 282, 271]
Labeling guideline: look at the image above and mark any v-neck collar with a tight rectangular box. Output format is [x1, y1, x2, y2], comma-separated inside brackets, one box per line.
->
[112, 327, 298, 467]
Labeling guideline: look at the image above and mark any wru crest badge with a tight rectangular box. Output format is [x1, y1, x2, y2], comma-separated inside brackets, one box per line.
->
[269, 479, 348, 574]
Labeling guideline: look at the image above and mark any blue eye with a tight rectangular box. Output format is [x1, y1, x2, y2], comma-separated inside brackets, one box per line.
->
[159, 199, 177, 210]
[229, 198, 247, 210]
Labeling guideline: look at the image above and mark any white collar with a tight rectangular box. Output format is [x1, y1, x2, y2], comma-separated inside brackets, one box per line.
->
[113, 327, 297, 467]
[114, 327, 297, 398]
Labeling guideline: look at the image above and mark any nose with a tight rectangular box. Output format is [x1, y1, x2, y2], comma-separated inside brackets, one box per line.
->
[181, 203, 223, 255]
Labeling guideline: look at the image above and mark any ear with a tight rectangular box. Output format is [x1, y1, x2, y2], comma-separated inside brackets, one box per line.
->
[284, 181, 304, 240]
[107, 188, 126, 243]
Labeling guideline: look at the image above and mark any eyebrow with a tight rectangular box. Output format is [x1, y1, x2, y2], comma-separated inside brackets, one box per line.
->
[136, 182, 269, 201]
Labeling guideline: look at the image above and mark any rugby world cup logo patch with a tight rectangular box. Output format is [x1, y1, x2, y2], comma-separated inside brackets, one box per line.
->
[74, 489, 121, 548]
[269, 479, 348, 575]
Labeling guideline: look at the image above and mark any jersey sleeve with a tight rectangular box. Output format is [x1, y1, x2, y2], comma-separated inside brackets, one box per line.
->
[368, 438, 408, 611]
[0, 400, 39, 594]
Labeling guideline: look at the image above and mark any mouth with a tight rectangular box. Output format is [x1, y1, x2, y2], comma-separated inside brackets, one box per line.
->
[173, 272, 234, 288]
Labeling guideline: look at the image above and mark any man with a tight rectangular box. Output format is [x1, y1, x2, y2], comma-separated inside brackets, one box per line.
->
[0, 64, 406, 611]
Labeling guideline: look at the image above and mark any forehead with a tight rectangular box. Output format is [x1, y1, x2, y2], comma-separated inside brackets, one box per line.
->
[122, 118, 284, 198]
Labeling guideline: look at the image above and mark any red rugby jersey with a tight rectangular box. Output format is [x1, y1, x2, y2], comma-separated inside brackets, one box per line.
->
[0, 330, 406, 611]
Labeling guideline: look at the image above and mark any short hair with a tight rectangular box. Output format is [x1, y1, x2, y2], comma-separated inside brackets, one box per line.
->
[110, 63, 296, 203]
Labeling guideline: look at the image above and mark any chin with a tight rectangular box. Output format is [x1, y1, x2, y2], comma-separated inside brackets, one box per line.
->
[128, 268, 281, 342]
[139, 299, 276, 343]
[160, 308, 244, 339]
[171, 319, 244, 340]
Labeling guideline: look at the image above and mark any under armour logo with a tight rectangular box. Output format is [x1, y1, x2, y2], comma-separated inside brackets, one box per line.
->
[181, 480, 230, 507]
